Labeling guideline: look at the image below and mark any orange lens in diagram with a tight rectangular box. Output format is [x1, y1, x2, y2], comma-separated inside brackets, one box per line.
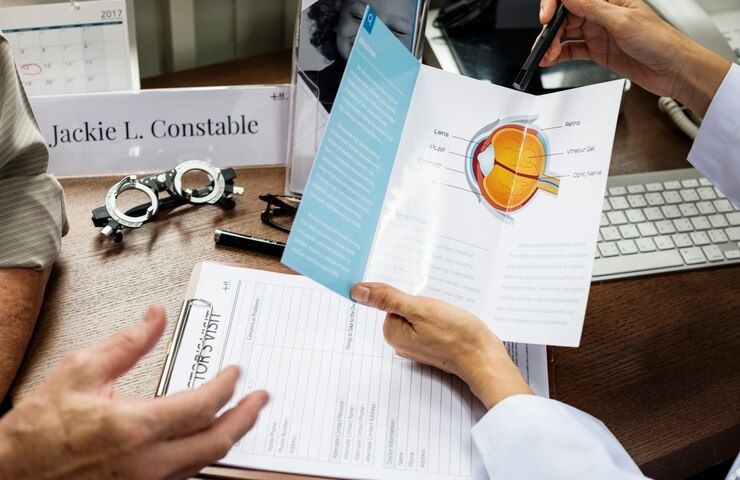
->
[471, 123, 560, 213]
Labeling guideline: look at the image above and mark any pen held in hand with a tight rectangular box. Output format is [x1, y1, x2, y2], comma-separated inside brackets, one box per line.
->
[513, 2, 569, 92]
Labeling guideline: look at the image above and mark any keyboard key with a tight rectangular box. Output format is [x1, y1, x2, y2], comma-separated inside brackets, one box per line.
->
[617, 240, 638, 255]
[699, 178, 712, 186]
[599, 242, 620, 258]
[715, 188, 727, 199]
[600, 213, 609, 227]
[708, 229, 729, 244]
[600, 226, 621, 241]
[679, 204, 699, 217]
[656, 220, 676, 235]
[697, 187, 717, 200]
[702, 245, 724, 262]
[726, 227, 740, 242]
[627, 185, 646, 194]
[644, 207, 663, 221]
[607, 211, 628, 225]
[714, 199, 733, 213]
[645, 192, 665, 206]
[646, 182, 663, 192]
[609, 196, 629, 210]
[690, 231, 711, 246]
[690, 216, 711, 230]
[595, 247, 600, 259]
[655, 236, 674, 250]
[680, 189, 700, 202]
[663, 191, 682, 204]
[673, 218, 694, 233]
[619, 225, 640, 239]
[672, 234, 692, 248]
[627, 194, 647, 208]
[664, 181, 681, 190]
[696, 201, 716, 215]
[680, 247, 706, 265]
[661, 205, 681, 219]
[602, 198, 611, 212]
[681, 179, 699, 188]
[708, 214, 729, 229]
[727, 212, 740, 226]
[725, 249, 740, 260]
[609, 186, 627, 196]
[637, 223, 658, 237]
[626, 209, 646, 223]
[592, 250, 684, 277]
[636, 238, 657, 253]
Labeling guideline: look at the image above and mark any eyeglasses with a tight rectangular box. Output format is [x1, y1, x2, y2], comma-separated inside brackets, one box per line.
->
[260, 193, 300, 233]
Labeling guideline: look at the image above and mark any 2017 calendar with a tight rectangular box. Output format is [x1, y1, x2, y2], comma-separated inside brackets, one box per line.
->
[0, 0, 138, 96]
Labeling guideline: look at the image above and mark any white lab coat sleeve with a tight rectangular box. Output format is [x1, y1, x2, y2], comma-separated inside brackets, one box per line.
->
[688, 63, 740, 207]
[471, 395, 649, 480]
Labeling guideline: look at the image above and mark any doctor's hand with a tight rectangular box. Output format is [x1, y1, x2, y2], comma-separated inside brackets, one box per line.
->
[0, 306, 269, 480]
[351, 283, 532, 410]
[538, 0, 731, 116]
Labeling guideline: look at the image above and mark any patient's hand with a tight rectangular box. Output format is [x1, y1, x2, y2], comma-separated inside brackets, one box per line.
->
[539, 0, 731, 116]
[0, 306, 268, 480]
[351, 283, 532, 409]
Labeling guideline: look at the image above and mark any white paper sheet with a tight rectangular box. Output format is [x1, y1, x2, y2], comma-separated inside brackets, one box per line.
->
[0, 0, 136, 96]
[165, 262, 549, 480]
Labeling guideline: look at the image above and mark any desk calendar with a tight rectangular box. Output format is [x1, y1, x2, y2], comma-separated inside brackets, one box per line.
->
[0, 0, 138, 96]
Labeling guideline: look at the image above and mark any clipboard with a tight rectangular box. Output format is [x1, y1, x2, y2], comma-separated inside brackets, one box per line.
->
[156, 262, 556, 480]
[156, 263, 330, 480]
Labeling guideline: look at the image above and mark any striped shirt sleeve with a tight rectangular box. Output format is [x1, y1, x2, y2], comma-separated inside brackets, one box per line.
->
[0, 32, 68, 269]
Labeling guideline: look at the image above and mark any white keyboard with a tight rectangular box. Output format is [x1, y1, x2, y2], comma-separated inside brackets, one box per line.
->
[593, 168, 740, 281]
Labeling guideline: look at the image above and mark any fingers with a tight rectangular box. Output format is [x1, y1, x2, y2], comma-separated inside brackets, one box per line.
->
[156, 390, 269, 477]
[539, 0, 557, 24]
[561, 0, 622, 29]
[55, 305, 167, 389]
[383, 313, 414, 348]
[351, 283, 419, 317]
[543, 21, 568, 63]
[95, 305, 167, 383]
[541, 41, 593, 66]
[143, 366, 241, 440]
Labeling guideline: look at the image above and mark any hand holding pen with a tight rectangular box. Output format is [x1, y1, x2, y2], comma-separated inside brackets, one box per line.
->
[536, 0, 731, 117]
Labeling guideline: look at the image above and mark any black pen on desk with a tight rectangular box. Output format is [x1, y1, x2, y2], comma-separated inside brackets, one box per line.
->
[214, 229, 286, 258]
[513, 2, 569, 91]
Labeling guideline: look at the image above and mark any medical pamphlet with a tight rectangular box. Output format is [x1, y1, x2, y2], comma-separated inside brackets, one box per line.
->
[283, 8, 625, 347]
[164, 262, 549, 480]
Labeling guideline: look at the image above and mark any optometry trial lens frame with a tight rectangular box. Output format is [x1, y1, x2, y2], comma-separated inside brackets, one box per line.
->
[92, 160, 244, 243]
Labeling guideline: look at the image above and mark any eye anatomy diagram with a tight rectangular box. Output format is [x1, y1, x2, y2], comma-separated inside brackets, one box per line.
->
[465, 118, 560, 215]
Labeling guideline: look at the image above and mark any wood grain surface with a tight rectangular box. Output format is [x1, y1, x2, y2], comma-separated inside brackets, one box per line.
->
[10, 53, 739, 480]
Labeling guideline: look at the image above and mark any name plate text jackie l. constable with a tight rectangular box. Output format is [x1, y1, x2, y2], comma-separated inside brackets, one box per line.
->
[29, 85, 291, 177]
[48, 115, 261, 148]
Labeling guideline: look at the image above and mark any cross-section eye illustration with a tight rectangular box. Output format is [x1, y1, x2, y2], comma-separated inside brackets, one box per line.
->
[466, 119, 560, 214]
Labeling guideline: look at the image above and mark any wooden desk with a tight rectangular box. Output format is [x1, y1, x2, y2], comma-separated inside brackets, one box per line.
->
[12, 54, 740, 480]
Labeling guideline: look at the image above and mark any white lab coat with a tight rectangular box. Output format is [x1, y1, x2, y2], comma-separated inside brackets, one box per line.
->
[471, 64, 740, 480]
[688, 64, 740, 207]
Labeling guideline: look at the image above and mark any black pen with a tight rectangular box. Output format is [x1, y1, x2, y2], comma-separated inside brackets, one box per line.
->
[214, 229, 286, 258]
[513, 2, 569, 91]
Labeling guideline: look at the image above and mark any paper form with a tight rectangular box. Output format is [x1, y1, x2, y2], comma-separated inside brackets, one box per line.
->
[165, 263, 548, 480]
[0, 0, 136, 96]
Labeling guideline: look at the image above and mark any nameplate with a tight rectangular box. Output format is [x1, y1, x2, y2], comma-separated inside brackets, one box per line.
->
[29, 85, 291, 176]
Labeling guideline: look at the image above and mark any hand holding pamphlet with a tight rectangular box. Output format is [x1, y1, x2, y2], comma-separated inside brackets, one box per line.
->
[284, 7, 625, 347]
